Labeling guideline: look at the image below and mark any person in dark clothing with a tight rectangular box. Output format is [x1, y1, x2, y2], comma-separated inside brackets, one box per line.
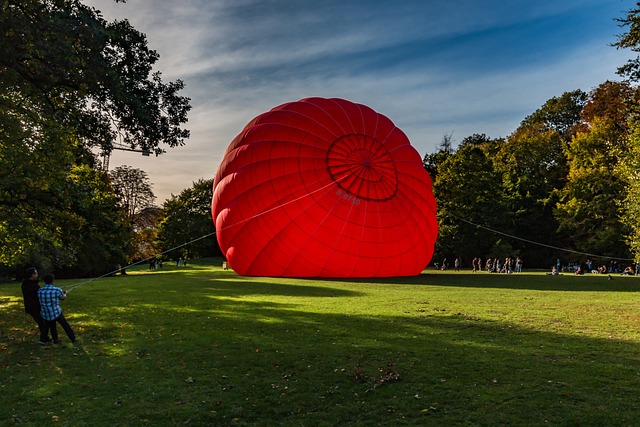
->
[21, 268, 51, 344]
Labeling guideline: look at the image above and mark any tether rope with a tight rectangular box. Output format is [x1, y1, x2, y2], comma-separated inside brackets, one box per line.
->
[449, 213, 635, 262]
[63, 232, 217, 292]
[64, 177, 346, 292]
[64, 181, 636, 292]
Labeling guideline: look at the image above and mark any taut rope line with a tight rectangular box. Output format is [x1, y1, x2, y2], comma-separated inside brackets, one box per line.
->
[449, 213, 635, 262]
[64, 176, 347, 292]
[64, 232, 217, 292]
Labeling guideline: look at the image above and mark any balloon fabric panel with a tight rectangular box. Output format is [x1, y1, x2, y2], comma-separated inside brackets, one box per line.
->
[212, 97, 438, 277]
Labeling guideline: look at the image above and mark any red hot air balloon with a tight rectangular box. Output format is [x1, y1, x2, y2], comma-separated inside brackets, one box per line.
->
[212, 97, 437, 277]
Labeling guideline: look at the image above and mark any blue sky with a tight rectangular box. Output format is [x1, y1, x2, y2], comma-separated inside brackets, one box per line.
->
[86, 0, 633, 202]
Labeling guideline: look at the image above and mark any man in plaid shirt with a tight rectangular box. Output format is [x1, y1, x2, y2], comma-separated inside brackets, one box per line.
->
[38, 274, 76, 343]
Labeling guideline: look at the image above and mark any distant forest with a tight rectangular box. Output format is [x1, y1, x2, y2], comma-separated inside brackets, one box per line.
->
[423, 78, 639, 269]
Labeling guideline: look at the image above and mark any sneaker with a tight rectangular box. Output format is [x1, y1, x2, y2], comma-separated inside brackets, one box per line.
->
[38, 340, 48, 345]
[53, 340, 60, 344]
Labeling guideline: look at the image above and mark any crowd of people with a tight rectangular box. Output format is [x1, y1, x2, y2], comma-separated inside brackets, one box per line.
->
[436, 257, 524, 273]
[556, 258, 640, 276]
[435, 257, 640, 277]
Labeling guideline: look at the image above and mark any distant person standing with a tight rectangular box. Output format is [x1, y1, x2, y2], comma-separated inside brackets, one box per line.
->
[515, 257, 523, 273]
[38, 274, 76, 344]
[21, 268, 51, 344]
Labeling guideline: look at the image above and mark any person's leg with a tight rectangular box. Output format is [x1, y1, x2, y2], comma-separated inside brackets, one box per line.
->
[29, 311, 50, 343]
[55, 313, 76, 342]
[48, 320, 59, 343]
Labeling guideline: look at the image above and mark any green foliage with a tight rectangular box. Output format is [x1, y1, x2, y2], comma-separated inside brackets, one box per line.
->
[554, 118, 630, 258]
[2, 261, 640, 425]
[109, 166, 156, 223]
[0, 0, 191, 277]
[0, 127, 129, 277]
[619, 123, 640, 259]
[614, 3, 640, 82]
[158, 179, 218, 260]
[493, 119, 569, 266]
[426, 81, 636, 266]
[614, 6, 640, 261]
[433, 143, 508, 262]
[422, 133, 454, 181]
[519, 90, 586, 141]
[0, 0, 191, 156]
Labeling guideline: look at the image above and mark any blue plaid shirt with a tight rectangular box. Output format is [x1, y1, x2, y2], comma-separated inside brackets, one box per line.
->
[38, 284, 64, 321]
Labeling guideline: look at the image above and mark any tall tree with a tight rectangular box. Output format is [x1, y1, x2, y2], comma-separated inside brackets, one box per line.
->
[59, 163, 132, 277]
[109, 165, 158, 262]
[0, 0, 191, 156]
[554, 118, 630, 259]
[110, 165, 156, 224]
[488, 90, 586, 266]
[432, 143, 509, 264]
[618, 125, 640, 260]
[0, 0, 190, 277]
[518, 90, 586, 142]
[614, 3, 640, 260]
[613, 2, 640, 83]
[158, 179, 219, 261]
[552, 82, 636, 262]
[423, 133, 454, 181]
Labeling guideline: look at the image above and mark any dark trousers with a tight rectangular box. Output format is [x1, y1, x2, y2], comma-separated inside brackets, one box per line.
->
[46, 313, 76, 343]
[27, 310, 49, 342]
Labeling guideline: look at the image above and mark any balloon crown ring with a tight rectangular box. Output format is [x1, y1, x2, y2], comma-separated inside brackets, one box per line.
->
[326, 133, 398, 202]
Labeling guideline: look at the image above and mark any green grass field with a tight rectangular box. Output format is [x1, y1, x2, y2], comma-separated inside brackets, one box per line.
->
[1, 258, 639, 426]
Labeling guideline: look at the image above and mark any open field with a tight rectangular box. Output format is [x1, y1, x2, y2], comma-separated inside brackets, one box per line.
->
[1, 259, 639, 426]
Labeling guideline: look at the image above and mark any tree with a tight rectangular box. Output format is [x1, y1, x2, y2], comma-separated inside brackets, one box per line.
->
[458, 133, 493, 148]
[423, 133, 454, 181]
[579, 81, 636, 136]
[1, 0, 191, 157]
[518, 90, 586, 142]
[432, 143, 510, 264]
[58, 164, 132, 277]
[0, 136, 131, 277]
[552, 82, 636, 262]
[109, 165, 159, 262]
[158, 179, 219, 261]
[0, 0, 190, 277]
[554, 118, 630, 259]
[614, 4, 640, 260]
[131, 206, 163, 261]
[613, 2, 640, 83]
[110, 165, 156, 224]
[619, 125, 640, 259]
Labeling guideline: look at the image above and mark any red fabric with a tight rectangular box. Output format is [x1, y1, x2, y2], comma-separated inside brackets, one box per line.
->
[212, 97, 438, 277]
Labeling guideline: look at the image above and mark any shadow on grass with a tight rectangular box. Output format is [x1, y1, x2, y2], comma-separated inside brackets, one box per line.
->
[106, 271, 365, 299]
[329, 271, 640, 292]
[2, 273, 640, 425]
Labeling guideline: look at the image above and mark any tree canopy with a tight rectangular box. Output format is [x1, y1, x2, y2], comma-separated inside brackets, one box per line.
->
[0, 0, 191, 278]
[1, 0, 191, 157]
[426, 80, 637, 268]
[158, 179, 219, 262]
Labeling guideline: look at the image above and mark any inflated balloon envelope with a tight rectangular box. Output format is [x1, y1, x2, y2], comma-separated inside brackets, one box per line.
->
[212, 97, 438, 277]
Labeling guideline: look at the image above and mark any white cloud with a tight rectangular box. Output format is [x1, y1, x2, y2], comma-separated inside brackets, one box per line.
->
[87, 0, 632, 202]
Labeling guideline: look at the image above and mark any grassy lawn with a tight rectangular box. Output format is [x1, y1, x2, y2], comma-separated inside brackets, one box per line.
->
[1, 258, 639, 426]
